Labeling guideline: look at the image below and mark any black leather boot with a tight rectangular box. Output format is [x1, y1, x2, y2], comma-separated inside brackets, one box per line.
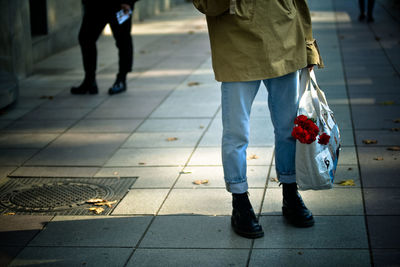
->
[108, 74, 127, 95]
[71, 80, 98, 95]
[282, 183, 314, 227]
[231, 193, 264, 239]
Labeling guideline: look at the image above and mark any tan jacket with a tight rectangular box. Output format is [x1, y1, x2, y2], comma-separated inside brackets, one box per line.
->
[193, 0, 323, 82]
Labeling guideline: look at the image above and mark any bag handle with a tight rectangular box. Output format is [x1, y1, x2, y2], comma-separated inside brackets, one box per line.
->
[299, 69, 322, 118]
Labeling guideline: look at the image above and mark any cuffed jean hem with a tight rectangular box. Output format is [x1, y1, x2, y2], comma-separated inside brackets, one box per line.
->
[225, 181, 248, 194]
[278, 173, 297, 184]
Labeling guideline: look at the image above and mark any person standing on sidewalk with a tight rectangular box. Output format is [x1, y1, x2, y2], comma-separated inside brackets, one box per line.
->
[358, 0, 375, 22]
[193, 0, 323, 238]
[71, 0, 139, 95]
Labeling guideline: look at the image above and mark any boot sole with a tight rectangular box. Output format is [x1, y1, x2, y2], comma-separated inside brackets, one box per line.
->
[282, 208, 315, 228]
[231, 221, 264, 239]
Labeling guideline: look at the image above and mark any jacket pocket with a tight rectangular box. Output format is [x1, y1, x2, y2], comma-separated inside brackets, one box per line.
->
[235, 0, 256, 20]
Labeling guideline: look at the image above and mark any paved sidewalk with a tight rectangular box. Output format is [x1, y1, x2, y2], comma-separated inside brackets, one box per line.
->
[0, 0, 399, 266]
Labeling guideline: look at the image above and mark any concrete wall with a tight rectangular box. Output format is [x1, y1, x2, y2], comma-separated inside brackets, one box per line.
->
[0, 0, 189, 80]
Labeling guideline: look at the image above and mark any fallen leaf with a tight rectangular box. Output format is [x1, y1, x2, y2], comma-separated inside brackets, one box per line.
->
[247, 154, 259, 160]
[179, 171, 192, 174]
[348, 167, 353, 171]
[188, 30, 195, 34]
[89, 207, 104, 214]
[363, 139, 378, 144]
[138, 162, 146, 165]
[394, 118, 400, 123]
[270, 177, 279, 183]
[381, 101, 395, 105]
[187, 82, 200, 87]
[40, 95, 54, 100]
[199, 125, 205, 129]
[94, 200, 117, 208]
[387, 146, 400, 151]
[166, 137, 178, 141]
[86, 198, 106, 204]
[338, 179, 356, 186]
[390, 128, 400, 132]
[374, 157, 384, 161]
[113, 171, 119, 175]
[298, 251, 303, 255]
[4, 212, 15, 216]
[192, 179, 209, 185]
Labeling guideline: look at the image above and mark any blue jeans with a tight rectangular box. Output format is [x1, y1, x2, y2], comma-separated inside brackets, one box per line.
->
[221, 71, 300, 193]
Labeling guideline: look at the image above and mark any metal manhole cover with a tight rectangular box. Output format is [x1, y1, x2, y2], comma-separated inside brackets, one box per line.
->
[0, 177, 136, 215]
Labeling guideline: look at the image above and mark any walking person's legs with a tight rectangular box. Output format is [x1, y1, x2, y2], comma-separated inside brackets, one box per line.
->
[221, 81, 264, 238]
[71, 6, 108, 94]
[108, 16, 133, 95]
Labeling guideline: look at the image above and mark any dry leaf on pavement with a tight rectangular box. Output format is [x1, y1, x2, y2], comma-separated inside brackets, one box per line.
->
[381, 101, 395, 106]
[363, 139, 378, 144]
[166, 137, 178, 141]
[270, 177, 279, 183]
[180, 171, 192, 174]
[138, 162, 146, 165]
[390, 128, 400, 132]
[94, 200, 117, 208]
[394, 118, 400, 123]
[89, 207, 104, 214]
[187, 82, 200, 86]
[338, 179, 356, 186]
[387, 146, 400, 151]
[4, 212, 15, 216]
[193, 179, 209, 185]
[247, 154, 259, 160]
[374, 157, 384, 161]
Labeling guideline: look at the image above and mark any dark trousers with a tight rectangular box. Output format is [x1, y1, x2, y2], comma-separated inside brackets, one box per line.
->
[359, 0, 375, 17]
[78, 5, 133, 81]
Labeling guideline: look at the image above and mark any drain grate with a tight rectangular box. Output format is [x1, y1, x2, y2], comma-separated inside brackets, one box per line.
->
[0, 177, 136, 215]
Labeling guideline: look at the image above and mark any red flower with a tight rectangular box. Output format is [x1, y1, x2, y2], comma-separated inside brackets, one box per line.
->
[318, 133, 330, 145]
[294, 115, 308, 125]
[292, 115, 320, 144]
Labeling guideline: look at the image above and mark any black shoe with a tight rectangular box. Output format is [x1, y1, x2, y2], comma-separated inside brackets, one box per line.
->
[282, 183, 314, 227]
[231, 193, 264, 239]
[71, 81, 98, 95]
[358, 14, 365, 21]
[108, 80, 126, 95]
[367, 16, 374, 23]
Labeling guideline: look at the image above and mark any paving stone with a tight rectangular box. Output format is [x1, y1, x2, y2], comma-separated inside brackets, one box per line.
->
[175, 166, 269, 188]
[0, 109, 32, 121]
[0, 166, 17, 179]
[26, 133, 128, 166]
[123, 131, 203, 148]
[3, 120, 76, 133]
[254, 216, 368, 248]
[10, 166, 100, 178]
[372, 249, 400, 267]
[21, 108, 92, 121]
[340, 129, 356, 146]
[351, 106, 400, 130]
[136, 118, 210, 132]
[262, 188, 364, 215]
[249, 249, 370, 267]
[330, 105, 353, 130]
[68, 119, 143, 133]
[338, 146, 358, 165]
[0, 149, 38, 166]
[140, 216, 252, 248]
[357, 147, 400, 187]
[87, 105, 155, 119]
[106, 148, 193, 167]
[9, 247, 133, 267]
[0, 215, 53, 246]
[0, 133, 58, 149]
[0, 246, 23, 267]
[150, 99, 219, 118]
[367, 216, 400, 249]
[112, 189, 169, 215]
[95, 166, 181, 188]
[355, 130, 400, 146]
[364, 188, 400, 215]
[0, 120, 12, 130]
[40, 95, 107, 109]
[188, 147, 274, 166]
[159, 188, 264, 216]
[29, 216, 152, 247]
[127, 248, 249, 267]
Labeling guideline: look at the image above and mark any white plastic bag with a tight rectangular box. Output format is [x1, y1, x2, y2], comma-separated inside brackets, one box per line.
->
[295, 69, 341, 190]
